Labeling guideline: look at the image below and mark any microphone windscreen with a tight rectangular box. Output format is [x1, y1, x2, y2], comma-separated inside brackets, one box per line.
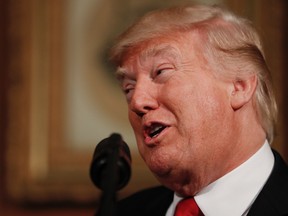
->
[90, 133, 131, 190]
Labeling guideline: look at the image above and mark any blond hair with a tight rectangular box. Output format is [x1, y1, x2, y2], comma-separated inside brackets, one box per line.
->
[110, 4, 277, 143]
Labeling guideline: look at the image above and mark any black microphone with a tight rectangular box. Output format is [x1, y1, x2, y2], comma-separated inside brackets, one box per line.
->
[90, 133, 131, 191]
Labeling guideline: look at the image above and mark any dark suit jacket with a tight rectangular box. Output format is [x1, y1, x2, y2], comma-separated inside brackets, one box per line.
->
[117, 150, 288, 216]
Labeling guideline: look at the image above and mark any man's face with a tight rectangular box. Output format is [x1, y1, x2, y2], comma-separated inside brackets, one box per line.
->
[118, 33, 237, 195]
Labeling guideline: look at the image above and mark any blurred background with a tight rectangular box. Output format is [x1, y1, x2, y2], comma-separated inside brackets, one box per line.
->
[1, 0, 287, 215]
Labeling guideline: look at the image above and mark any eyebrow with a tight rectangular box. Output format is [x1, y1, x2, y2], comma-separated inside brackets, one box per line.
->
[115, 44, 179, 81]
[140, 44, 179, 61]
[115, 67, 128, 82]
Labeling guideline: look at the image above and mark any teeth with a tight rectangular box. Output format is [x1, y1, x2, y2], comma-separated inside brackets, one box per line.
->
[148, 124, 165, 138]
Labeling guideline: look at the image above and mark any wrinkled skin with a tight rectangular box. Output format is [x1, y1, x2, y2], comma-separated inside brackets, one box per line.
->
[117, 32, 265, 196]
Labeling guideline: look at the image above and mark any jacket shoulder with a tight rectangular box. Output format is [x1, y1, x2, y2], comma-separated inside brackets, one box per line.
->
[117, 186, 173, 216]
[248, 150, 288, 216]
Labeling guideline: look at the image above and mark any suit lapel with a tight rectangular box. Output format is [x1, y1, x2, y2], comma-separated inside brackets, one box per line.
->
[145, 187, 174, 215]
[248, 150, 288, 216]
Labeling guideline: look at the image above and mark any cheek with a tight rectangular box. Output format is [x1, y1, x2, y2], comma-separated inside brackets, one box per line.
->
[128, 110, 145, 144]
[175, 85, 230, 140]
[128, 111, 142, 142]
[128, 111, 140, 130]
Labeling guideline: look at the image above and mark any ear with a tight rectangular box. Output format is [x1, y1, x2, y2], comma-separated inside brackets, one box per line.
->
[230, 75, 257, 110]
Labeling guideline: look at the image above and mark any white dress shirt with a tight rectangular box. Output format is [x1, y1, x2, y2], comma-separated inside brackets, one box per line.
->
[166, 140, 274, 216]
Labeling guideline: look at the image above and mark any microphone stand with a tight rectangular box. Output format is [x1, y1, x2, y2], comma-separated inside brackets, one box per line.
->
[90, 133, 131, 216]
[96, 145, 119, 216]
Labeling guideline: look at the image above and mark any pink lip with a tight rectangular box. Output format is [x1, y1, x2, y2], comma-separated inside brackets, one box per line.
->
[142, 121, 170, 146]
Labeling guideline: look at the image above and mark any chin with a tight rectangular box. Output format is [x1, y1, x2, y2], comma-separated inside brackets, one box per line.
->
[148, 162, 172, 178]
[144, 150, 175, 177]
[156, 168, 202, 197]
[166, 180, 200, 197]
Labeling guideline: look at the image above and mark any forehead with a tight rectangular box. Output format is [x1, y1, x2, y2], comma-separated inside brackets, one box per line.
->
[115, 32, 208, 82]
[115, 43, 178, 81]
[122, 32, 202, 66]
[133, 43, 181, 66]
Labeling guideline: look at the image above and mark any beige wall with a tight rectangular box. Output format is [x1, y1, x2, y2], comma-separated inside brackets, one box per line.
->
[1, 0, 287, 215]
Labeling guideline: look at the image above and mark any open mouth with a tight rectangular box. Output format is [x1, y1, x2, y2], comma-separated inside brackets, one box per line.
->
[145, 123, 167, 138]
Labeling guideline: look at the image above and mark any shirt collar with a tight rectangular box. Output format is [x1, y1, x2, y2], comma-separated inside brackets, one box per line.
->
[166, 140, 274, 216]
[195, 140, 274, 216]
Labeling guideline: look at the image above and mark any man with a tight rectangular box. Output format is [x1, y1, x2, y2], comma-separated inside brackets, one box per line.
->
[109, 4, 288, 216]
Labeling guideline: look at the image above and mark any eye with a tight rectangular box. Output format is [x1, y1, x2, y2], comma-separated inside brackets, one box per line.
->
[153, 64, 175, 82]
[156, 69, 165, 76]
[123, 84, 134, 95]
[121, 81, 135, 102]
[123, 88, 133, 96]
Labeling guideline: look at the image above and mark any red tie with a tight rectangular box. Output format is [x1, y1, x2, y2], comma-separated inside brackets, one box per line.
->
[174, 197, 204, 216]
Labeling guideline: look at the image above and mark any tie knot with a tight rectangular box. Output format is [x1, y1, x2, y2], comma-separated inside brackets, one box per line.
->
[174, 197, 204, 216]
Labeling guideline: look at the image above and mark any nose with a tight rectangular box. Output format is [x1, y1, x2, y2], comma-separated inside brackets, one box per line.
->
[129, 81, 159, 117]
